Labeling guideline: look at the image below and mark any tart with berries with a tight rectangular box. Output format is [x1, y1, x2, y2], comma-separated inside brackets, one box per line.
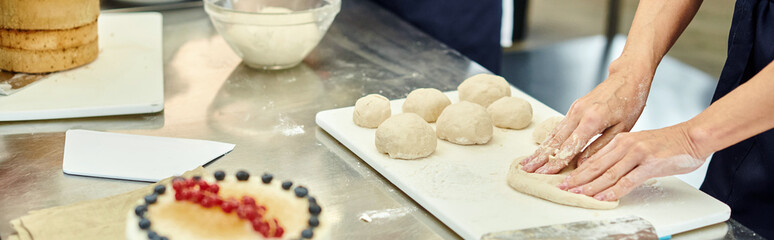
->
[126, 170, 324, 239]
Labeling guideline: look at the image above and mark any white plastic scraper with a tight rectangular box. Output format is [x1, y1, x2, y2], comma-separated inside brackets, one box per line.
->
[481, 215, 661, 240]
[63, 129, 235, 182]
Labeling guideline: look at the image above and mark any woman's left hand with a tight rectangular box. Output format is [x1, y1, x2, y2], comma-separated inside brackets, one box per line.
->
[557, 124, 708, 201]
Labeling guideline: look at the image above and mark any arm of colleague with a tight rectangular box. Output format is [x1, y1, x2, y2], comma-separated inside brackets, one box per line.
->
[521, 0, 705, 174]
[559, 61, 774, 201]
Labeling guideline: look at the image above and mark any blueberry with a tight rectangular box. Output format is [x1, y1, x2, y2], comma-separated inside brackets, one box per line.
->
[144, 194, 158, 204]
[308, 216, 319, 227]
[301, 228, 314, 238]
[236, 171, 250, 181]
[261, 173, 273, 184]
[309, 204, 322, 215]
[192, 175, 202, 181]
[139, 218, 151, 229]
[159, 237, 169, 240]
[147, 231, 158, 239]
[308, 196, 317, 204]
[294, 186, 308, 198]
[153, 185, 166, 194]
[281, 181, 293, 190]
[214, 171, 226, 181]
[134, 205, 147, 216]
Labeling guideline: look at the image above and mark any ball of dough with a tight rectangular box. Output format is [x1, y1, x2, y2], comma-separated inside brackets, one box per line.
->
[487, 97, 533, 129]
[375, 113, 437, 159]
[532, 116, 565, 144]
[402, 88, 452, 123]
[436, 101, 493, 145]
[353, 94, 391, 128]
[457, 74, 511, 107]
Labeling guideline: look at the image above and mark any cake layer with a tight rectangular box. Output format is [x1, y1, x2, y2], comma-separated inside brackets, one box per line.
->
[0, 20, 98, 51]
[0, 0, 99, 30]
[0, 40, 98, 73]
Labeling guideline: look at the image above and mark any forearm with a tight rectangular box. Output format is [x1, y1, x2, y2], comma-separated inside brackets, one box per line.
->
[610, 0, 703, 78]
[684, 61, 774, 157]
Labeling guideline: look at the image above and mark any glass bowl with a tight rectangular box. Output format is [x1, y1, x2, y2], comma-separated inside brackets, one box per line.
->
[204, 0, 341, 70]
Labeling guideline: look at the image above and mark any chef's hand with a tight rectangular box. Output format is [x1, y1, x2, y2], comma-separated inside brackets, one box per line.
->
[556, 125, 707, 201]
[521, 59, 653, 174]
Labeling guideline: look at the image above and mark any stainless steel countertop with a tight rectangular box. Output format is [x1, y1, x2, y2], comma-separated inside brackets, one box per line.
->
[0, 0, 762, 239]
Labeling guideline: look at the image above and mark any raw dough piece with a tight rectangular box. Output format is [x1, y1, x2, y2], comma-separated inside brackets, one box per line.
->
[375, 113, 436, 159]
[457, 74, 511, 107]
[507, 156, 619, 209]
[402, 88, 451, 123]
[436, 101, 493, 145]
[353, 94, 391, 128]
[532, 116, 564, 144]
[487, 97, 532, 129]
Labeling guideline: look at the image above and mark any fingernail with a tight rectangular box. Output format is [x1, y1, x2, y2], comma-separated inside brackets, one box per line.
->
[521, 164, 531, 171]
[535, 168, 546, 174]
[569, 187, 582, 194]
[557, 183, 567, 190]
[594, 194, 606, 201]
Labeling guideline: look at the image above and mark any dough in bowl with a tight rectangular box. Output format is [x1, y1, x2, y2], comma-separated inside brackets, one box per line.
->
[457, 74, 511, 107]
[487, 97, 532, 129]
[532, 116, 564, 144]
[436, 101, 493, 145]
[402, 88, 451, 123]
[375, 113, 436, 159]
[353, 94, 391, 128]
[507, 156, 619, 209]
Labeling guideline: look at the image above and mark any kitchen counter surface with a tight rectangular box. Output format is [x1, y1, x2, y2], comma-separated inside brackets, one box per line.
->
[0, 1, 762, 239]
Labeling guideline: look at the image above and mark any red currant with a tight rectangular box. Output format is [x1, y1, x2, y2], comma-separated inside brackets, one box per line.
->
[185, 178, 196, 188]
[250, 218, 263, 231]
[191, 191, 204, 203]
[208, 184, 220, 193]
[172, 180, 185, 191]
[180, 189, 192, 200]
[220, 199, 238, 213]
[236, 205, 249, 219]
[241, 196, 256, 206]
[274, 226, 284, 237]
[197, 181, 210, 191]
[201, 195, 218, 208]
[244, 209, 258, 220]
[257, 222, 270, 235]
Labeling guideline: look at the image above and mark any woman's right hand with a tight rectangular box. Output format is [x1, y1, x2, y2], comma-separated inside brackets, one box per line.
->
[521, 58, 655, 174]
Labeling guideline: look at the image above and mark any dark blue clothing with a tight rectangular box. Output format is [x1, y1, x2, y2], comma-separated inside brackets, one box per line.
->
[700, 0, 774, 238]
[371, 0, 502, 74]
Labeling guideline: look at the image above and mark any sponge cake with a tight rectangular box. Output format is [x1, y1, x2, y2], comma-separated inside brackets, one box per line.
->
[0, 0, 99, 73]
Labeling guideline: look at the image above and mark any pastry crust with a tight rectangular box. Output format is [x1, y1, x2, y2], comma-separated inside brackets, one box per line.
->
[0, 39, 99, 73]
[0, 0, 99, 30]
[0, 20, 98, 51]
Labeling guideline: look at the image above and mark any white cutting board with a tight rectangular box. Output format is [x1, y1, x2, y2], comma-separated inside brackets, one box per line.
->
[0, 12, 164, 121]
[316, 88, 730, 239]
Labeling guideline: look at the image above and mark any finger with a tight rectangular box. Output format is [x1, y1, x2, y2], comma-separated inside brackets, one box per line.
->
[521, 147, 553, 172]
[556, 140, 623, 190]
[537, 115, 608, 174]
[523, 118, 577, 172]
[593, 167, 652, 201]
[577, 123, 626, 166]
[567, 152, 640, 197]
[521, 144, 546, 166]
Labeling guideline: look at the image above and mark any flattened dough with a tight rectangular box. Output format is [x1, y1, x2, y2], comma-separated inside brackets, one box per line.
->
[507, 156, 619, 209]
